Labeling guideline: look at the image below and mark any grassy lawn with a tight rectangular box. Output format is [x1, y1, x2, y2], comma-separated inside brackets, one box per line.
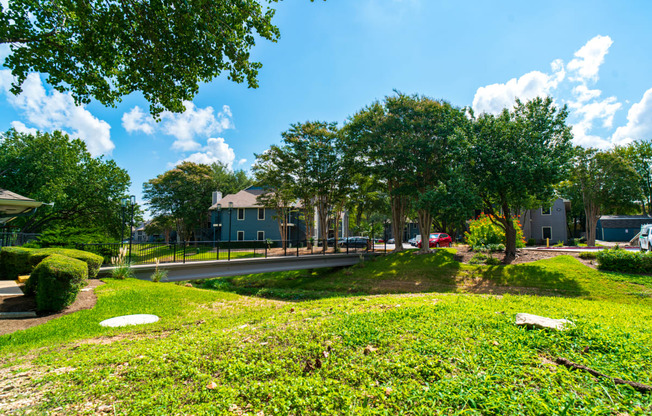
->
[1, 250, 651, 414]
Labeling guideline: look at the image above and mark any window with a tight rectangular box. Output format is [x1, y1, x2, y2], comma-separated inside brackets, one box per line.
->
[258, 208, 265, 221]
[541, 206, 551, 216]
[257, 231, 265, 241]
[237, 208, 245, 220]
[237, 231, 245, 241]
[542, 226, 552, 240]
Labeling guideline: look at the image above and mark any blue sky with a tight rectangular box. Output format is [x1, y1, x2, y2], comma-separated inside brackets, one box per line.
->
[2, 0, 652, 209]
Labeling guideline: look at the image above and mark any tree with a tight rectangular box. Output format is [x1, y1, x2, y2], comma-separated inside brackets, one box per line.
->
[0, 129, 131, 237]
[143, 162, 215, 241]
[251, 146, 296, 249]
[210, 161, 252, 196]
[569, 148, 640, 246]
[1, 0, 320, 115]
[465, 97, 574, 259]
[343, 100, 412, 251]
[615, 140, 652, 215]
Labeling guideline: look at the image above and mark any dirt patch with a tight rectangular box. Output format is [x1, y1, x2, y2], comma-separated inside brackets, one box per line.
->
[453, 245, 596, 268]
[0, 279, 104, 336]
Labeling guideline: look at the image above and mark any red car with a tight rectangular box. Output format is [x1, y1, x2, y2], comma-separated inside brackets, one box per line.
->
[417, 233, 452, 248]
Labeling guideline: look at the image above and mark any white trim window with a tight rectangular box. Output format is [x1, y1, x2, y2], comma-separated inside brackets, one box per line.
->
[237, 208, 245, 221]
[257, 231, 265, 241]
[542, 226, 552, 240]
[258, 208, 265, 221]
[541, 206, 552, 216]
[237, 231, 245, 241]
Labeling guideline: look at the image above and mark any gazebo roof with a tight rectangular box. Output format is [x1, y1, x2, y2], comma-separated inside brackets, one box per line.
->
[0, 189, 43, 224]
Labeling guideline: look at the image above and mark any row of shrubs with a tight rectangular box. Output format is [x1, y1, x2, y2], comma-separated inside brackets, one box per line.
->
[596, 247, 652, 274]
[0, 246, 103, 312]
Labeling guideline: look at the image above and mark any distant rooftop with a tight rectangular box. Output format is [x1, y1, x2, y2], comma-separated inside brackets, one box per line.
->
[209, 186, 301, 210]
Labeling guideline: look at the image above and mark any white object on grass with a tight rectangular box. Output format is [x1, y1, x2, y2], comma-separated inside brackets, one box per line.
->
[100, 314, 159, 327]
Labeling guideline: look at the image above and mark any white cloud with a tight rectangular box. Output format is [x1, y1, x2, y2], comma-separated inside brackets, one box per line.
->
[472, 70, 556, 115]
[611, 88, 652, 145]
[122, 106, 156, 135]
[567, 35, 613, 84]
[121, 101, 234, 152]
[0, 70, 114, 155]
[10, 121, 38, 135]
[236, 158, 247, 166]
[173, 137, 236, 168]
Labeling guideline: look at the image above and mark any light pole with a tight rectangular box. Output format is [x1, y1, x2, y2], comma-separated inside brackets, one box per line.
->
[228, 202, 233, 261]
[215, 204, 221, 259]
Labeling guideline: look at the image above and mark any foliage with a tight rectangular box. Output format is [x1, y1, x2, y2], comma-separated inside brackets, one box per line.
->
[464, 97, 573, 258]
[0, 0, 317, 115]
[468, 252, 487, 264]
[2, 253, 652, 414]
[568, 148, 641, 246]
[32, 225, 116, 248]
[578, 251, 598, 260]
[465, 213, 524, 252]
[0, 129, 132, 236]
[110, 246, 133, 280]
[210, 161, 252, 196]
[31, 254, 87, 312]
[0, 246, 32, 280]
[28, 248, 103, 278]
[143, 162, 216, 241]
[151, 258, 167, 283]
[597, 247, 652, 274]
[614, 140, 652, 215]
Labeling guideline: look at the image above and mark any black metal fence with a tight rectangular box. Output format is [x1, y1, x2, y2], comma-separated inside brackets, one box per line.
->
[0, 232, 40, 247]
[77, 238, 377, 266]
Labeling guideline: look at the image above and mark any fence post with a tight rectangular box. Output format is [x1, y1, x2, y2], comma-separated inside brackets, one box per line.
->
[228, 241, 231, 261]
[284, 240, 287, 257]
[265, 243, 268, 259]
[217, 241, 220, 260]
[173, 242, 176, 263]
[183, 241, 186, 264]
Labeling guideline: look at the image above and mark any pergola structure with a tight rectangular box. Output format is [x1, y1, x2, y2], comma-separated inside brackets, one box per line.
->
[0, 189, 43, 226]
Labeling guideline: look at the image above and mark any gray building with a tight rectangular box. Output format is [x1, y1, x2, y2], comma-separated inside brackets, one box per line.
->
[209, 186, 307, 243]
[520, 198, 569, 244]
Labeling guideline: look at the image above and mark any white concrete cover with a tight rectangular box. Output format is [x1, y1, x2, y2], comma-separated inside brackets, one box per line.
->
[100, 314, 159, 327]
[515, 313, 573, 331]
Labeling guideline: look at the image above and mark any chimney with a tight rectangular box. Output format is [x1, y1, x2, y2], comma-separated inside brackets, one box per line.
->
[212, 191, 222, 206]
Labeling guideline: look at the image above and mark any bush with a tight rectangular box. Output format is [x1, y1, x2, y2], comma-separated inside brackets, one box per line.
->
[485, 257, 501, 266]
[31, 254, 88, 312]
[596, 247, 652, 274]
[578, 251, 597, 260]
[526, 238, 536, 246]
[465, 213, 525, 252]
[0, 247, 34, 280]
[28, 248, 103, 278]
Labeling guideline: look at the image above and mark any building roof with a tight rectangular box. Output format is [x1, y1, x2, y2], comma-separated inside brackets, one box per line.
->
[0, 189, 37, 202]
[599, 215, 652, 229]
[0, 189, 44, 224]
[209, 186, 303, 210]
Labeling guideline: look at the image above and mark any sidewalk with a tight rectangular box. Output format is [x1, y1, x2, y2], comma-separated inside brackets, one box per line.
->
[0, 281, 24, 296]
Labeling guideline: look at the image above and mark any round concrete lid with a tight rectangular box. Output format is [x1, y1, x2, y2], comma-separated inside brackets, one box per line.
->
[99, 314, 159, 328]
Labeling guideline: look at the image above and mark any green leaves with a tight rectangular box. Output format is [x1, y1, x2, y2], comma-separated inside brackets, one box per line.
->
[1, 0, 291, 115]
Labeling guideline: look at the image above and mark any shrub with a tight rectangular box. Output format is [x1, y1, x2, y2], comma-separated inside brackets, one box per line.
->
[465, 213, 525, 252]
[469, 253, 488, 265]
[485, 256, 501, 266]
[526, 238, 536, 246]
[578, 251, 598, 260]
[151, 258, 167, 283]
[31, 254, 88, 312]
[28, 248, 103, 278]
[111, 246, 133, 279]
[596, 247, 652, 274]
[0, 247, 34, 280]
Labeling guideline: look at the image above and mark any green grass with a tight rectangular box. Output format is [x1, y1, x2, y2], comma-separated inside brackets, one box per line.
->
[1, 250, 652, 414]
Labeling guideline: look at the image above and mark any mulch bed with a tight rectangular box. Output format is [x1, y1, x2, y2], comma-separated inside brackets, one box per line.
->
[0, 279, 103, 336]
[452, 245, 597, 268]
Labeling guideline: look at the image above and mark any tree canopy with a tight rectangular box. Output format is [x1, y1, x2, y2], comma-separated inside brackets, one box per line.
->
[1, 0, 319, 115]
[464, 97, 574, 258]
[0, 129, 131, 237]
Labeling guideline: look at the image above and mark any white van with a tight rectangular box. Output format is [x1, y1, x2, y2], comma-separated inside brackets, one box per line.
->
[640, 224, 652, 252]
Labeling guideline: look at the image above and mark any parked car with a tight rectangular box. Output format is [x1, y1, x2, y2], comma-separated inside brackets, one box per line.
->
[387, 238, 395, 244]
[340, 237, 369, 248]
[640, 224, 652, 252]
[408, 236, 417, 246]
[417, 233, 452, 248]
[317, 238, 337, 247]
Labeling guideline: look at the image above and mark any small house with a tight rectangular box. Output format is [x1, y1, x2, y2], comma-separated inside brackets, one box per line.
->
[596, 215, 652, 242]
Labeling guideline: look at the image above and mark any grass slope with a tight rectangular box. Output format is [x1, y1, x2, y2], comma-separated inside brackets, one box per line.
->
[1, 250, 651, 415]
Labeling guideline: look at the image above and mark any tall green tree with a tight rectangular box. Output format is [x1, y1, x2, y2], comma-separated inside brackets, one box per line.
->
[0, 129, 131, 237]
[465, 97, 574, 259]
[143, 162, 215, 241]
[615, 140, 652, 215]
[569, 148, 640, 246]
[1, 0, 321, 115]
[210, 161, 252, 196]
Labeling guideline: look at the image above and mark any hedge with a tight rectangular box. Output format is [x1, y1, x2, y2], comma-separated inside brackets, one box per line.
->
[596, 247, 652, 274]
[0, 247, 34, 280]
[30, 254, 88, 312]
[28, 248, 103, 278]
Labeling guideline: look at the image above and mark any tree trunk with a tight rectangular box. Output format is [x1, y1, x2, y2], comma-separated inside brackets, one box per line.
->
[317, 199, 329, 253]
[502, 204, 517, 260]
[391, 195, 407, 252]
[417, 209, 432, 253]
[584, 204, 600, 247]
